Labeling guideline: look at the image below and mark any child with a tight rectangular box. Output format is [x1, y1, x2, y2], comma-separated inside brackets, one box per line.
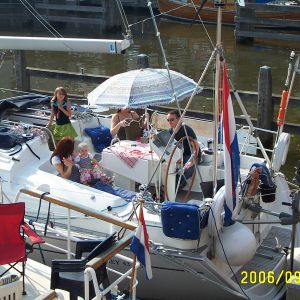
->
[47, 87, 77, 144]
[74, 142, 113, 185]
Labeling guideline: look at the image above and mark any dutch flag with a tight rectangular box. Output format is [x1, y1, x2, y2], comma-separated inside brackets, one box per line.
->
[130, 207, 153, 280]
[222, 64, 240, 226]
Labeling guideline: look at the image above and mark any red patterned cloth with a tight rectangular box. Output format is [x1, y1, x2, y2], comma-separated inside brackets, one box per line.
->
[110, 142, 157, 168]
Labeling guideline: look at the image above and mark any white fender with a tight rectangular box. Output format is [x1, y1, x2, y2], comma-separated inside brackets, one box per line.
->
[208, 186, 256, 266]
[207, 186, 225, 237]
[215, 222, 256, 266]
[272, 132, 290, 172]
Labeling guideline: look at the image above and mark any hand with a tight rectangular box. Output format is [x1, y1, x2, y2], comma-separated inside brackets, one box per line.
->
[62, 157, 73, 167]
[120, 120, 128, 127]
[183, 161, 194, 170]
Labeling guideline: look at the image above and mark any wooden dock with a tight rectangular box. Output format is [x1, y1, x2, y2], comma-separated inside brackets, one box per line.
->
[235, 2, 300, 44]
[0, 0, 122, 34]
[12, 50, 300, 137]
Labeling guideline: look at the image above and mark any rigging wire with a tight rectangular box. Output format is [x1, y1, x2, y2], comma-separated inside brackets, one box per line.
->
[0, 51, 7, 70]
[210, 208, 251, 300]
[190, 0, 214, 48]
[18, 0, 74, 51]
[115, 0, 132, 38]
[145, 1, 207, 193]
[19, 0, 64, 39]
[128, 1, 215, 49]
[128, 3, 192, 28]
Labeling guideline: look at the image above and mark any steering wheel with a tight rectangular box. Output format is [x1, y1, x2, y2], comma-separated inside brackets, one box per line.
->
[164, 136, 198, 201]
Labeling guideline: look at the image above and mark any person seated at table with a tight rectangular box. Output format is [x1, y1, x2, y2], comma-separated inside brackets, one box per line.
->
[167, 109, 200, 188]
[74, 142, 114, 185]
[111, 108, 145, 141]
[50, 136, 80, 183]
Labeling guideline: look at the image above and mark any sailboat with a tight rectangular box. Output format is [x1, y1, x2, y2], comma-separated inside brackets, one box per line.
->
[0, 1, 300, 300]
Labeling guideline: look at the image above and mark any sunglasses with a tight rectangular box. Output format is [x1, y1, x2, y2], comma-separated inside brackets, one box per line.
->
[167, 118, 176, 122]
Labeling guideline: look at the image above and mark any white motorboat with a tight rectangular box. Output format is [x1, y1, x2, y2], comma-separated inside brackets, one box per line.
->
[1, 1, 300, 300]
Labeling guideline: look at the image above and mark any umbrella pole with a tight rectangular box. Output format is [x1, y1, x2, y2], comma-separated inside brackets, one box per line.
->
[145, 107, 150, 133]
[146, 107, 160, 199]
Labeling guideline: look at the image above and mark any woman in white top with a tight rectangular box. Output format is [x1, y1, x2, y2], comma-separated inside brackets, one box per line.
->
[50, 136, 80, 182]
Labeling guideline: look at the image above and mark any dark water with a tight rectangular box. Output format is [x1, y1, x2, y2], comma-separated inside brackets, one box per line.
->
[0, 9, 299, 178]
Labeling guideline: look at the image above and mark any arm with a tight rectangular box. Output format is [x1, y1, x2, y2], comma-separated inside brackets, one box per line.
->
[184, 138, 200, 170]
[142, 112, 150, 129]
[47, 105, 55, 127]
[92, 158, 101, 168]
[110, 114, 126, 137]
[58, 100, 72, 118]
[54, 159, 73, 179]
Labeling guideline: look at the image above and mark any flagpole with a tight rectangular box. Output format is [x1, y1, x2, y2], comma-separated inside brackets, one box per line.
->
[213, 1, 223, 196]
[129, 202, 143, 298]
[130, 255, 137, 299]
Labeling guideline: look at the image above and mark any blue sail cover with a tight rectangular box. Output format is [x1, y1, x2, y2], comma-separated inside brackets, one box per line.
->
[0, 94, 50, 115]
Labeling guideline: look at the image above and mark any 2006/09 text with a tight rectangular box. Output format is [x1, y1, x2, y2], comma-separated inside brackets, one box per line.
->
[241, 271, 300, 285]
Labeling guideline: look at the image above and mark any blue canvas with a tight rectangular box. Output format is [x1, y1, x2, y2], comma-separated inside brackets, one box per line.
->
[161, 202, 201, 240]
[85, 125, 112, 153]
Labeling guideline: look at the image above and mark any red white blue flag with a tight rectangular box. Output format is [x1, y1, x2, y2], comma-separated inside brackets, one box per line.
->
[130, 207, 153, 279]
[222, 64, 240, 225]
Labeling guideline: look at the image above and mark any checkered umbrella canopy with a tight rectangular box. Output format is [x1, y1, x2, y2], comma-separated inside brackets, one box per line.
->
[87, 68, 201, 108]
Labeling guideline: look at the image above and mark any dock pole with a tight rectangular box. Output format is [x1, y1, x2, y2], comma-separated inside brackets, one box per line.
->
[14, 50, 29, 92]
[257, 66, 274, 149]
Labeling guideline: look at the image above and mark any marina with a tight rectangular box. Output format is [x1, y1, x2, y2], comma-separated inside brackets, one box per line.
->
[1, 1, 300, 300]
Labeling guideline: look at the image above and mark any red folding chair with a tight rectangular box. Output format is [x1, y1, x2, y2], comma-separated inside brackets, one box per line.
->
[0, 202, 45, 295]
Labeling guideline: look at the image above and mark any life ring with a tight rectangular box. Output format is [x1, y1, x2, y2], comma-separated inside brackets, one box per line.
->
[272, 132, 290, 172]
[207, 186, 225, 237]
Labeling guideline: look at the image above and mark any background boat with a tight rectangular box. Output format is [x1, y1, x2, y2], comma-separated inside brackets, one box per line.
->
[157, 0, 300, 26]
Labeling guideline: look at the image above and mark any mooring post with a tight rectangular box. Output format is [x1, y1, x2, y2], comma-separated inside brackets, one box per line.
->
[137, 54, 149, 69]
[14, 50, 30, 92]
[257, 66, 274, 149]
[235, 1, 255, 45]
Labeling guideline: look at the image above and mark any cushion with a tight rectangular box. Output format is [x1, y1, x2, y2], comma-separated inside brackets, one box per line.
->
[161, 202, 202, 240]
[85, 125, 112, 153]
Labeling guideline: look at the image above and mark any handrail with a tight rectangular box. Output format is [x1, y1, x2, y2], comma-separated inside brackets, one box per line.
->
[87, 235, 133, 269]
[84, 235, 139, 300]
[35, 290, 64, 300]
[18, 188, 137, 231]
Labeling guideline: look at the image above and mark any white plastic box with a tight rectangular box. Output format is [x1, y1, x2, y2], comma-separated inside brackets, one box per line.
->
[0, 275, 22, 300]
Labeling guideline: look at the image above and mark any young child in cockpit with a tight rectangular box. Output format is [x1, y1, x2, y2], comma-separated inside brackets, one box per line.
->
[74, 142, 113, 185]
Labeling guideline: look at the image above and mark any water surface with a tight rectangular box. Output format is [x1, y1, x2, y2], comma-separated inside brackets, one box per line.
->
[0, 9, 299, 178]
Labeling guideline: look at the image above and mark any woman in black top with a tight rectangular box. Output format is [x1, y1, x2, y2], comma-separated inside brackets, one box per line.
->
[110, 108, 143, 141]
[47, 87, 77, 144]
